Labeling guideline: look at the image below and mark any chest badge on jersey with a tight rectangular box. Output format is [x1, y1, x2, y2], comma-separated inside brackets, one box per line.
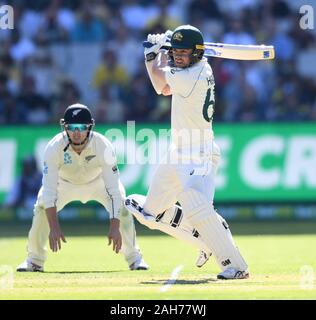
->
[85, 155, 96, 163]
[64, 152, 72, 165]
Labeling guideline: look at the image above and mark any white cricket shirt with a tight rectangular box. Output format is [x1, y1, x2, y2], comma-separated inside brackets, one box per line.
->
[42, 131, 122, 218]
[164, 58, 215, 151]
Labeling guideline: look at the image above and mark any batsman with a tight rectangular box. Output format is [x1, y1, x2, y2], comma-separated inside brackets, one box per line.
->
[17, 104, 148, 272]
[125, 25, 249, 279]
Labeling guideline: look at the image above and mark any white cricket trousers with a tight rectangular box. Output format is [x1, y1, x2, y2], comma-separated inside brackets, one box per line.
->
[27, 177, 141, 267]
[144, 143, 221, 216]
[143, 142, 248, 271]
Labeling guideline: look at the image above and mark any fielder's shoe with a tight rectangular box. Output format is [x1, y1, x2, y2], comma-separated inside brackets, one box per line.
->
[195, 250, 211, 268]
[16, 259, 44, 272]
[129, 258, 149, 270]
[217, 267, 249, 280]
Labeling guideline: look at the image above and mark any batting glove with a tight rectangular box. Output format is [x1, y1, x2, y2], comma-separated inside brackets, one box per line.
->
[144, 31, 172, 62]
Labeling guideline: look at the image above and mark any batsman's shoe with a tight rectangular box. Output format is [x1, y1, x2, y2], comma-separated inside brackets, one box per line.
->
[129, 258, 149, 271]
[195, 250, 211, 268]
[16, 259, 44, 272]
[217, 267, 249, 280]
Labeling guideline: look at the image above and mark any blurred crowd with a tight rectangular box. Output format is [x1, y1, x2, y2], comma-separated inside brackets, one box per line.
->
[3, 155, 41, 211]
[0, 0, 316, 125]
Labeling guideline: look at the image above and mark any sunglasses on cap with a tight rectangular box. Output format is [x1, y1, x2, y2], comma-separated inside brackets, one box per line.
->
[66, 124, 89, 132]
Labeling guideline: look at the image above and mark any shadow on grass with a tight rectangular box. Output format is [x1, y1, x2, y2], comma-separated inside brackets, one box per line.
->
[1, 221, 316, 238]
[44, 270, 125, 274]
[141, 278, 217, 285]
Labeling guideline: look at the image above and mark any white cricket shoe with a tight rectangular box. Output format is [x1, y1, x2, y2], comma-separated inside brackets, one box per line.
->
[16, 259, 44, 272]
[129, 258, 149, 270]
[195, 250, 211, 268]
[217, 267, 249, 280]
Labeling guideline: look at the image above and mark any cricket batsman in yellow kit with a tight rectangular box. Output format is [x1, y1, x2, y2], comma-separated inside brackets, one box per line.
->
[125, 25, 249, 279]
[17, 104, 148, 272]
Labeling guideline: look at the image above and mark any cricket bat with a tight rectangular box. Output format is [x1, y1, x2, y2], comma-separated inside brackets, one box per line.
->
[203, 42, 275, 60]
[143, 41, 275, 60]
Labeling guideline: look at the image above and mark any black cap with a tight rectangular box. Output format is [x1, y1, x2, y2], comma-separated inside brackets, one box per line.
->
[63, 104, 93, 124]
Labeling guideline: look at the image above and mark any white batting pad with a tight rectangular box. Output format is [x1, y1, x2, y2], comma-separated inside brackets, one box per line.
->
[179, 189, 248, 271]
[124, 194, 210, 252]
[195, 212, 248, 271]
[124, 194, 157, 229]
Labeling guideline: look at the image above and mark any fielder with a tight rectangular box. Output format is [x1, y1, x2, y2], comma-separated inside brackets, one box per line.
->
[17, 104, 148, 272]
[125, 25, 249, 279]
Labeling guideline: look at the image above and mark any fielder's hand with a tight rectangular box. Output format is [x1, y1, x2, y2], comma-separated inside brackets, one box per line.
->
[108, 218, 122, 253]
[48, 224, 67, 252]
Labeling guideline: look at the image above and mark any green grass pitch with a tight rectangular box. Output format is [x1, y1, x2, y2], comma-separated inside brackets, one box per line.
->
[0, 222, 316, 300]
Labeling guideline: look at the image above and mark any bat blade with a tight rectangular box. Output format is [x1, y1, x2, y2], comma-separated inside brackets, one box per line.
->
[204, 43, 275, 60]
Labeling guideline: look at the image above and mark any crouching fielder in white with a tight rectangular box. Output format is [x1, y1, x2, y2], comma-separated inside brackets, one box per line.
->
[127, 25, 249, 280]
[17, 104, 148, 272]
